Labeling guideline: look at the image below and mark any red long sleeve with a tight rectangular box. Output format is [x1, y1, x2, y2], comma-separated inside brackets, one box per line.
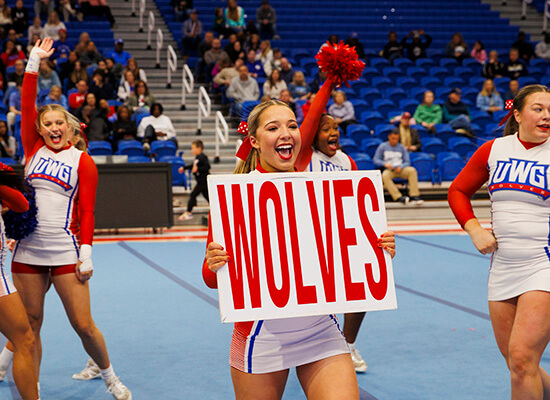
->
[348, 155, 358, 171]
[295, 77, 338, 171]
[202, 218, 218, 289]
[448, 140, 494, 227]
[21, 72, 43, 161]
[77, 153, 97, 245]
[0, 185, 28, 212]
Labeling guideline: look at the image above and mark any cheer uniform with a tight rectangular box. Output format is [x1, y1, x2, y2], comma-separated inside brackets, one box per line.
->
[12, 72, 97, 274]
[448, 133, 550, 301]
[307, 148, 357, 172]
[203, 164, 349, 374]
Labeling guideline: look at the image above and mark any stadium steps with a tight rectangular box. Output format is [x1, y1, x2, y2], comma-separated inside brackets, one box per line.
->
[482, 0, 545, 42]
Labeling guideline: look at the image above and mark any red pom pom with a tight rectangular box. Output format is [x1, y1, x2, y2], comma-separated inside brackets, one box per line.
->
[315, 41, 365, 87]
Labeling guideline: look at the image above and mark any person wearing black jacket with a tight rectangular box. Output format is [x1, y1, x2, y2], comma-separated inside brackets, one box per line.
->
[401, 29, 431, 61]
[179, 140, 211, 221]
[111, 105, 137, 151]
[382, 31, 402, 62]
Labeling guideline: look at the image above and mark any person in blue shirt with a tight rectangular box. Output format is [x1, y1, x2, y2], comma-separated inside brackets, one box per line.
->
[245, 49, 265, 78]
[105, 39, 131, 67]
[52, 29, 74, 61]
[373, 130, 423, 205]
[476, 78, 504, 115]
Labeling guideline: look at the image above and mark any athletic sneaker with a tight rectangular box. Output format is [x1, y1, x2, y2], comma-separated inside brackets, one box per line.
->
[72, 359, 101, 380]
[410, 196, 424, 205]
[178, 211, 193, 221]
[106, 376, 132, 400]
[350, 347, 368, 373]
[397, 196, 409, 205]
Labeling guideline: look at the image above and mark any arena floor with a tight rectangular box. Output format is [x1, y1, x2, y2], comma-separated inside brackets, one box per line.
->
[0, 224, 532, 399]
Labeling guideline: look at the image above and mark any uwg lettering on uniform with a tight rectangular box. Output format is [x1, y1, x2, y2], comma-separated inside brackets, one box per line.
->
[208, 171, 397, 323]
[28, 157, 73, 191]
[489, 158, 550, 199]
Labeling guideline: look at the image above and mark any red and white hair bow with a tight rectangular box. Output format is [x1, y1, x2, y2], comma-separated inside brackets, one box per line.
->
[236, 121, 253, 161]
[498, 99, 514, 126]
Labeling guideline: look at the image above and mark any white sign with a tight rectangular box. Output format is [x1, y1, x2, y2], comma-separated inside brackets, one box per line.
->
[208, 171, 397, 323]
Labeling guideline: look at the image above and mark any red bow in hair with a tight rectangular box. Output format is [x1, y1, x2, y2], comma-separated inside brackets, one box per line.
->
[79, 122, 89, 146]
[236, 121, 253, 161]
[499, 99, 514, 126]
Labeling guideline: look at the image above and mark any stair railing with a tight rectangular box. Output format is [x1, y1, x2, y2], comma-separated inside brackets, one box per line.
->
[197, 86, 211, 135]
[146, 11, 155, 50]
[181, 64, 194, 110]
[214, 111, 228, 163]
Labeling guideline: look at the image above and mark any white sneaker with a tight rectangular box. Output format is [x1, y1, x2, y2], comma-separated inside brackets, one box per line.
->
[350, 347, 368, 373]
[178, 211, 193, 221]
[72, 359, 101, 380]
[106, 376, 132, 400]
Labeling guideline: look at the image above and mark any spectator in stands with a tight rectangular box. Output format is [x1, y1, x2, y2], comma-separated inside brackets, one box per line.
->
[182, 9, 203, 57]
[89, 69, 115, 100]
[504, 48, 527, 79]
[511, 31, 534, 62]
[413, 90, 442, 134]
[224, 0, 246, 34]
[41, 84, 68, 108]
[204, 38, 229, 83]
[124, 58, 147, 83]
[80, 104, 110, 142]
[117, 70, 136, 101]
[106, 57, 123, 83]
[194, 31, 214, 82]
[7, 58, 24, 86]
[37, 59, 61, 91]
[382, 31, 402, 62]
[535, 34, 550, 60]
[112, 105, 137, 143]
[278, 88, 296, 115]
[310, 69, 327, 94]
[271, 47, 282, 70]
[227, 65, 259, 115]
[278, 57, 294, 85]
[106, 39, 131, 67]
[34, 0, 53, 20]
[78, 0, 116, 28]
[80, 41, 103, 67]
[59, 0, 77, 21]
[213, 57, 240, 88]
[244, 19, 259, 39]
[7, 83, 21, 133]
[256, 0, 278, 40]
[1, 40, 25, 68]
[75, 31, 91, 56]
[258, 40, 273, 76]
[476, 78, 504, 115]
[470, 40, 487, 64]
[288, 71, 310, 100]
[52, 28, 74, 60]
[179, 140, 210, 221]
[262, 68, 286, 99]
[27, 33, 40, 54]
[445, 32, 469, 63]
[213, 7, 230, 38]
[172, 0, 189, 22]
[28, 17, 43, 42]
[401, 29, 431, 61]
[43, 11, 65, 40]
[328, 90, 356, 134]
[74, 92, 98, 119]
[11, 0, 28, 36]
[245, 49, 265, 78]
[245, 33, 261, 56]
[504, 79, 519, 101]
[482, 50, 505, 79]
[345, 32, 365, 59]
[226, 38, 244, 63]
[59, 50, 77, 80]
[68, 60, 88, 89]
[137, 103, 177, 148]
[0, 0, 10, 33]
[68, 79, 88, 111]
[0, 120, 14, 158]
[373, 130, 423, 205]
[95, 59, 116, 86]
[443, 88, 474, 136]
[125, 80, 156, 113]
[392, 112, 421, 152]
[6, 29, 24, 56]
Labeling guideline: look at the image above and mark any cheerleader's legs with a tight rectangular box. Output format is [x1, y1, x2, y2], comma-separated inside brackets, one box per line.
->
[297, 353, 359, 400]
[51, 273, 111, 369]
[230, 367, 289, 400]
[0, 292, 38, 400]
[489, 291, 550, 400]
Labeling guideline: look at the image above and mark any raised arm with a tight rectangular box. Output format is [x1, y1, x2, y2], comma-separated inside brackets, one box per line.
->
[22, 38, 55, 160]
[0, 185, 28, 213]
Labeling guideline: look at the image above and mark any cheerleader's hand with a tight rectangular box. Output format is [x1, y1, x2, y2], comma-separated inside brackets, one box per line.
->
[464, 219, 497, 255]
[206, 242, 230, 273]
[26, 38, 55, 73]
[6, 239, 15, 252]
[76, 244, 94, 282]
[378, 231, 396, 259]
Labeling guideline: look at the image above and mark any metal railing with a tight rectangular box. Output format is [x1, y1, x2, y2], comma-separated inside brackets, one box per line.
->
[214, 111, 229, 163]
[131, 0, 136, 16]
[156, 28, 163, 68]
[197, 86, 211, 135]
[181, 64, 194, 110]
[146, 11, 155, 50]
[166, 45, 177, 89]
[138, 0, 145, 32]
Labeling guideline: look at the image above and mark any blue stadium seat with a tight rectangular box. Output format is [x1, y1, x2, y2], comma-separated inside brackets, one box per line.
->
[416, 58, 436, 69]
[411, 124, 430, 138]
[530, 58, 550, 68]
[385, 87, 407, 104]
[494, 76, 511, 93]
[349, 99, 369, 117]
[518, 76, 537, 86]
[348, 124, 371, 144]
[351, 80, 370, 96]
[399, 98, 420, 114]
[350, 153, 374, 170]
[438, 154, 465, 181]
[370, 58, 391, 72]
[422, 137, 446, 156]
[117, 140, 144, 156]
[396, 76, 417, 91]
[435, 86, 452, 100]
[437, 151, 461, 165]
[420, 76, 443, 92]
[469, 76, 487, 88]
[374, 124, 395, 139]
[470, 111, 493, 129]
[460, 87, 479, 104]
[240, 100, 261, 121]
[449, 137, 478, 157]
[361, 67, 380, 83]
[454, 66, 475, 81]
[434, 124, 457, 143]
[371, 77, 394, 91]
[444, 76, 465, 88]
[410, 87, 429, 103]
[463, 58, 483, 70]
[406, 66, 428, 81]
[0, 157, 15, 165]
[360, 137, 383, 158]
[339, 137, 360, 154]
[492, 110, 509, 123]
[411, 153, 435, 182]
[151, 141, 177, 159]
[439, 58, 459, 73]
[528, 67, 544, 81]
[382, 66, 402, 81]
[159, 156, 188, 188]
[394, 58, 414, 72]
[429, 66, 450, 80]
[359, 87, 382, 104]
[127, 156, 151, 163]
[88, 141, 112, 156]
[372, 99, 396, 118]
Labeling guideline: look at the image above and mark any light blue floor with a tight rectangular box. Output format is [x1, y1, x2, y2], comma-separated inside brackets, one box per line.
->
[0, 235, 535, 399]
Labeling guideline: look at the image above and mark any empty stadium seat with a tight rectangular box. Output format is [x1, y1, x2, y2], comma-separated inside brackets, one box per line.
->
[454, 66, 475, 81]
[406, 66, 428, 81]
[385, 87, 408, 104]
[399, 98, 420, 114]
[360, 137, 383, 158]
[88, 141, 112, 156]
[470, 111, 493, 129]
[422, 137, 446, 156]
[416, 58, 436, 69]
[117, 140, 144, 156]
[438, 153, 465, 181]
[410, 87, 429, 103]
[350, 153, 374, 170]
[349, 99, 369, 117]
[159, 156, 188, 188]
[370, 58, 391, 72]
[359, 87, 383, 104]
[444, 76, 465, 88]
[340, 138, 360, 154]
[128, 156, 151, 163]
[429, 66, 450, 80]
[396, 76, 418, 91]
[360, 111, 385, 128]
[372, 99, 396, 117]
[394, 58, 414, 71]
[411, 153, 435, 182]
[151, 141, 177, 159]
[382, 66, 402, 81]
[449, 137, 478, 157]
[348, 124, 371, 144]
[372, 77, 394, 91]
[374, 123, 395, 138]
